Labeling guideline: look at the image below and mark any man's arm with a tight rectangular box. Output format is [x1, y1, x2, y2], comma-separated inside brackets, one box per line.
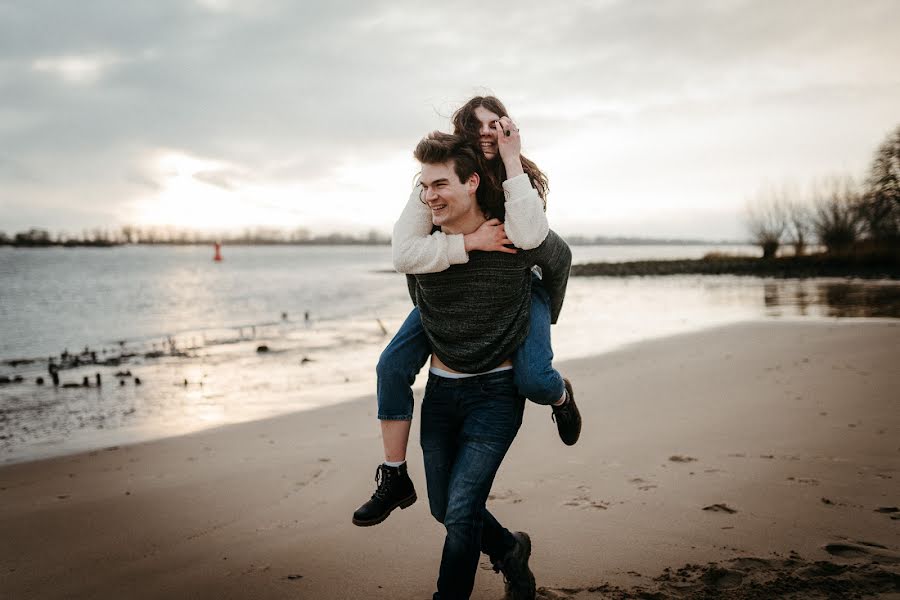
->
[522, 229, 572, 323]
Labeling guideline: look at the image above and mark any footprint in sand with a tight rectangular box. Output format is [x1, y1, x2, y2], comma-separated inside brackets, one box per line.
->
[703, 503, 737, 514]
[821, 497, 848, 507]
[563, 486, 610, 510]
[669, 455, 698, 463]
[241, 564, 272, 575]
[824, 543, 867, 558]
[293, 468, 323, 490]
[824, 542, 900, 564]
[488, 489, 523, 504]
[536, 588, 577, 599]
[786, 476, 820, 485]
[628, 477, 658, 491]
[701, 567, 743, 589]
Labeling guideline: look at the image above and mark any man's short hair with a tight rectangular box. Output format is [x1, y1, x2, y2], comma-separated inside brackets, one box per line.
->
[413, 131, 480, 186]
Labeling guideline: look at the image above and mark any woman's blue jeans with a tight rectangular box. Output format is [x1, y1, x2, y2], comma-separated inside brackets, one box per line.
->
[376, 281, 565, 420]
[420, 369, 523, 599]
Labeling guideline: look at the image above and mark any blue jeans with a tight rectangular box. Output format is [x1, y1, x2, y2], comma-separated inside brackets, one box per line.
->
[376, 280, 564, 420]
[420, 370, 524, 600]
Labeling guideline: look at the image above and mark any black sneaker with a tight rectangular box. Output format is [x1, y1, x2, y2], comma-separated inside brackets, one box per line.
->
[352, 463, 417, 527]
[551, 378, 581, 446]
[495, 531, 536, 600]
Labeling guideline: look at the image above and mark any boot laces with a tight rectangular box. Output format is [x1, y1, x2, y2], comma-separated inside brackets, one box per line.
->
[371, 465, 391, 501]
[492, 560, 510, 585]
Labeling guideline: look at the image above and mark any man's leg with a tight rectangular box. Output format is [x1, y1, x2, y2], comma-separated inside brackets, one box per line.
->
[432, 372, 528, 599]
[419, 376, 519, 566]
[420, 374, 458, 527]
[482, 509, 536, 600]
[353, 307, 431, 527]
[512, 280, 582, 445]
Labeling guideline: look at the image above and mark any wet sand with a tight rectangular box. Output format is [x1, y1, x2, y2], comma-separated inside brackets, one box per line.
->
[0, 320, 898, 599]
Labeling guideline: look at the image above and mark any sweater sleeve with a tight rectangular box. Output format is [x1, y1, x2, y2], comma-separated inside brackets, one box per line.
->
[523, 229, 572, 324]
[392, 184, 469, 274]
[502, 174, 549, 250]
[405, 274, 418, 307]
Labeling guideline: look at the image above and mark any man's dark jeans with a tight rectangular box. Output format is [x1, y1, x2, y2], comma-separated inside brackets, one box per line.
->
[420, 369, 524, 600]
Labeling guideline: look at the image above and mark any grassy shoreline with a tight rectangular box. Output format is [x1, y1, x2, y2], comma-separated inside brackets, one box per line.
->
[572, 252, 900, 278]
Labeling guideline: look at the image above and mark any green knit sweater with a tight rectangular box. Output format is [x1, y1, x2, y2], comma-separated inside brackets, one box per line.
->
[406, 229, 571, 373]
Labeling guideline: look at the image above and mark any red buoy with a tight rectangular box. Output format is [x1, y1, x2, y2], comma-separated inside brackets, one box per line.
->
[213, 242, 223, 262]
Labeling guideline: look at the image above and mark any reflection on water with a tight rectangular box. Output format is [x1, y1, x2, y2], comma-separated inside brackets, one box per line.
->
[551, 276, 898, 362]
[762, 280, 900, 318]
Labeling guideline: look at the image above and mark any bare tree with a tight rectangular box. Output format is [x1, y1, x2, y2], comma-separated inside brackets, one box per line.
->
[811, 176, 861, 253]
[785, 199, 813, 256]
[861, 123, 900, 243]
[768, 181, 813, 256]
[120, 225, 136, 244]
[744, 186, 787, 259]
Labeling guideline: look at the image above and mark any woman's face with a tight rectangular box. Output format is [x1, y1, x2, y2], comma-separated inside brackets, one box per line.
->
[473, 105, 502, 160]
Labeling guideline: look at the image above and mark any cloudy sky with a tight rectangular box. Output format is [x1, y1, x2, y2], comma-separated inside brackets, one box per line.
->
[1, 0, 898, 240]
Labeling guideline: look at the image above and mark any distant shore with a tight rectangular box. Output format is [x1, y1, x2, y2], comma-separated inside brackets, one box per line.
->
[572, 252, 900, 279]
[1, 239, 746, 248]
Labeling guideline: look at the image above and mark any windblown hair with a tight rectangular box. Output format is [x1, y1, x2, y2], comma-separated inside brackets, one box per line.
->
[413, 131, 501, 220]
[451, 95, 549, 209]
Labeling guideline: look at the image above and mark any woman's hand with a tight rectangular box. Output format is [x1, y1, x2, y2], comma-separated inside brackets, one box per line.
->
[494, 116, 524, 179]
[464, 219, 517, 253]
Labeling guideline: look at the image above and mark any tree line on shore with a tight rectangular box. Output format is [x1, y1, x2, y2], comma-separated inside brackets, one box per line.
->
[745, 124, 899, 259]
[0, 226, 392, 247]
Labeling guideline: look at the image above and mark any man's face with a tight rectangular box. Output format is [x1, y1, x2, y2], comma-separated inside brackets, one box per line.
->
[420, 161, 478, 230]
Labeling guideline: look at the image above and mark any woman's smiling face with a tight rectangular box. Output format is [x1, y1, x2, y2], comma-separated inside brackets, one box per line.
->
[473, 105, 501, 160]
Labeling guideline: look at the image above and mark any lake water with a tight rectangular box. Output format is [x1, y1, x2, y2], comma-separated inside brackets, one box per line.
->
[1, 244, 896, 464]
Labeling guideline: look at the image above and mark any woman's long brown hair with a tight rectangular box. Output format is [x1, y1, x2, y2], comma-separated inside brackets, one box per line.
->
[451, 96, 549, 222]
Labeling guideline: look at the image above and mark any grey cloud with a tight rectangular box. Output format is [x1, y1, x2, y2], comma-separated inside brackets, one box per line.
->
[1, 0, 898, 233]
[192, 167, 245, 190]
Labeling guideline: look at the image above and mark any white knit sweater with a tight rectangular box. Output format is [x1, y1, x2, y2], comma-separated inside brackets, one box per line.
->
[392, 174, 550, 274]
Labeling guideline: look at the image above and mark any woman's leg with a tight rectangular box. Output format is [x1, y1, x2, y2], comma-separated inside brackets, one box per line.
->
[376, 306, 432, 461]
[512, 281, 565, 405]
[512, 278, 583, 446]
[353, 307, 431, 527]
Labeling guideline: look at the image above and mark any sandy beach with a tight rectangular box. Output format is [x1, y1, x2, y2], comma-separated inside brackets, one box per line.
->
[1, 320, 898, 599]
